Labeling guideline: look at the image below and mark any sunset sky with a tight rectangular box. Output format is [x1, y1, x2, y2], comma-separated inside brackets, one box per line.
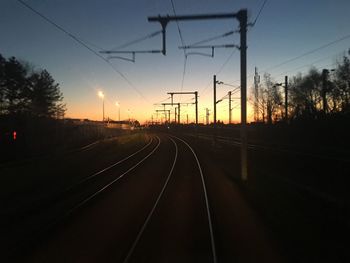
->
[1, 0, 350, 123]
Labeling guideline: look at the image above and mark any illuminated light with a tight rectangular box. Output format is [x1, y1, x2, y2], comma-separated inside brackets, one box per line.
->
[13, 131, 17, 140]
[98, 91, 104, 98]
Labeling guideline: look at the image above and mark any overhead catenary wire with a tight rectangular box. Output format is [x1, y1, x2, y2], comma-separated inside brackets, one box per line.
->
[109, 30, 162, 51]
[251, 0, 268, 27]
[200, 49, 238, 97]
[271, 50, 345, 79]
[263, 33, 350, 74]
[228, 32, 350, 86]
[188, 30, 238, 47]
[170, 0, 188, 100]
[16, 0, 149, 102]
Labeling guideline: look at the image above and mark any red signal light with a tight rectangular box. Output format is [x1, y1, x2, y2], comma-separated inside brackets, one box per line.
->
[13, 131, 17, 140]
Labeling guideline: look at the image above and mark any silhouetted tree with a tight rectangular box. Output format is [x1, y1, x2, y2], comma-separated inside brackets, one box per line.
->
[0, 54, 65, 118]
[2, 56, 29, 115]
[27, 70, 65, 118]
[0, 54, 6, 115]
[334, 50, 350, 112]
[262, 73, 282, 124]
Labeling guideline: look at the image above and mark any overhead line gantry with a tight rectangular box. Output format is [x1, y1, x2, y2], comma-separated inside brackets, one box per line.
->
[148, 9, 249, 181]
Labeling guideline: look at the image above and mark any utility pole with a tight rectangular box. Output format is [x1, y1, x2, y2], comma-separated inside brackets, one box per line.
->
[175, 107, 177, 123]
[103, 99, 105, 122]
[228, 91, 232, 124]
[213, 76, 224, 142]
[214, 75, 217, 125]
[195, 91, 198, 125]
[156, 109, 170, 124]
[322, 69, 329, 113]
[254, 67, 260, 121]
[167, 91, 198, 125]
[238, 9, 248, 181]
[187, 114, 189, 124]
[284, 75, 288, 121]
[206, 108, 210, 125]
[178, 103, 180, 123]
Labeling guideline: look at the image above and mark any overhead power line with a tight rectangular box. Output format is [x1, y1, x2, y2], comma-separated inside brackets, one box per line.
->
[109, 30, 162, 51]
[228, 32, 350, 86]
[263, 33, 350, 73]
[251, 0, 268, 27]
[170, 0, 188, 99]
[189, 30, 238, 47]
[170, 0, 186, 49]
[200, 49, 237, 97]
[16, 0, 148, 102]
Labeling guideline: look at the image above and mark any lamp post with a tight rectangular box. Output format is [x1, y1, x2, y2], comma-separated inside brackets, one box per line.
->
[98, 91, 105, 121]
[115, 102, 120, 121]
[127, 109, 131, 123]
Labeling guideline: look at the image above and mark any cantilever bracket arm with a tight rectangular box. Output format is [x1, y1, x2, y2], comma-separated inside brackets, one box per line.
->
[148, 12, 241, 56]
[180, 44, 240, 58]
[100, 50, 162, 63]
[107, 53, 135, 63]
[179, 44, 240, 50]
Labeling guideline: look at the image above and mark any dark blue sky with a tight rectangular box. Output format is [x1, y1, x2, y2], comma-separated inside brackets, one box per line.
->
[1, 0, 350, 122]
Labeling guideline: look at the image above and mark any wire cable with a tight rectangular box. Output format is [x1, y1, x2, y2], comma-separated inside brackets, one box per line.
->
[263, 33, 350, 73]
[189, 30, 237, 47]
[16, 0, 148, 102]
[252, 0, 268, 26]
[228, 33, 350, 86]
[200, 49, 237, 97]
[109, 30, 162, 51]
[170, 0, 188, 100]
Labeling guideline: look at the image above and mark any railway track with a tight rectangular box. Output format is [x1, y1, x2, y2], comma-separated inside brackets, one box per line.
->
[122, 135, 217, 263]
[11, 134, 220, 263]
[6, 135, 162, 259]
[192, 132, 350, 162]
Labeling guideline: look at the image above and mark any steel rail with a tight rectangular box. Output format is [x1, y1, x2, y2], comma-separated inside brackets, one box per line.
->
[193, 133, 350, 163]
[10, 136, 162, 260]
[64, 136, 154, 193]
[122, 136, 178, 263]
[190, 133, 346, 205]
[171, 135, 218, 263]
[42, 136, 162, 231]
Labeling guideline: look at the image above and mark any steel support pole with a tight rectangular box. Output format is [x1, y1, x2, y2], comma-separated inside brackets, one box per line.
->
[285, 75, 288, 121]
[214, 75, 217, 125]
[102, 98, 105, 122]
[229, 91, 232, 124]
[238, 9, 248, 181]
[195, 91, 198, 125]
[175, 107, 177, 123]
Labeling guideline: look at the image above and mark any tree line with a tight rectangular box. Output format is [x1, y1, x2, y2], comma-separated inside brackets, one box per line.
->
[0, 54, 65, 119]
[252, 49, 350, 123]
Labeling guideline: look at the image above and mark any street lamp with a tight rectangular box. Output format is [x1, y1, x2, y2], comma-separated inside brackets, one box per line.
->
[98, 91, 105, 121]
[115, 101, 120, 121]
[127, 109, 131, 123]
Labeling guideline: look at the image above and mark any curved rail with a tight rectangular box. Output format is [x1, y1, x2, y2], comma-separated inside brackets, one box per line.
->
[64, 136, 154, 193]
[122, 137, 178, 263]
[40, 136, 161, 234]
[172, 135, 217, 263]
[64, 136, 160, 217]
[123, 135, 217, 263]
